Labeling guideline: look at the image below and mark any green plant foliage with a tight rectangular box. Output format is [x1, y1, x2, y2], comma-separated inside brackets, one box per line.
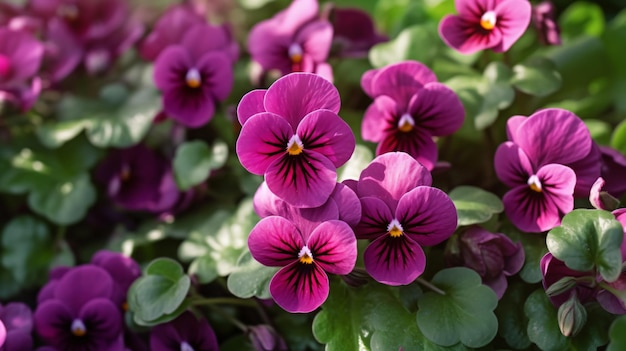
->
[448, 186, 504, 227]
[416, 267, 498, 348]
[560, 1, 606, 41]
[608, 315, 626, 351]
[511, 58, 562, 97]
[227, 250, 277, 299]
[173, 140, 228, 190]
[368, 24, 438, 68]
[495, 282, 532, 350]
[505, 226, 549, 284]
[546, 209, 623, 282]
[337, 144, 374, 182]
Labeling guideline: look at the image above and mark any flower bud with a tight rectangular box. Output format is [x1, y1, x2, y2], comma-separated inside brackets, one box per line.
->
[247, 325, 288, 351]
[557, 295, 587, 337]
[545, 277, 577, 297]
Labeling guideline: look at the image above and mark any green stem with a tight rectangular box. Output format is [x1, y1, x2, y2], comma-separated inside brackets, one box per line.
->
[191, 297, 258, 308]
[416, 277, 446, 295]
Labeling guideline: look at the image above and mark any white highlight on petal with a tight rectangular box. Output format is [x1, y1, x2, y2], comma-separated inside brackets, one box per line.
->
[527, 174, 542, 192]
[180, 341, 195, 351]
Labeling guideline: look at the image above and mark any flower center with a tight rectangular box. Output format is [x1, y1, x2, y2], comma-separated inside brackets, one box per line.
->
[397, 113, 415, 132]
[527, 174, 542, 193]
[180, 341, 195, 351]
[71, 319, 87, 337]
[185, 68, 202, 88]
[387, 219, 404, 238]
[288, 43, 303, 64]
[480, 11, 497, 30]
[286, 134, 304, 156]
[0, 54, 11, 79]
[298, 245, 314, 264]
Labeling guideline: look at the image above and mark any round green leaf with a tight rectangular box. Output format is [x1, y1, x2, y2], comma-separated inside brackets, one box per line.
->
[560, 1, 605, 41]
[368, 24, 438, 68]
[128, 258, 191, 324]
[495, 282, 532, 350]
[505, 225, 548, 283]
[511, 58, 562, 97]
[608, 315, 626, 351]
[546, 209, 623, 282]
[448, 186, 504, 227]
[28, 173, 96, 225]
[416, 267, 498, 348]
[173, 140, 228, 190]
[227, 250, 277, 299]
[610, 119, 626, 155]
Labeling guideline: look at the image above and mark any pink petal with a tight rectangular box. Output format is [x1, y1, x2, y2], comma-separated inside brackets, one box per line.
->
[397, 186, 457, 246]
[329, 182, 362, 227]
[439, 15, 503, 54]
[362, 95, 398, 142]
[195, 51, 233, 101]
[375, 127, 439, 171]
[492, 0, 532, 52]
[270, 261, 329, 313]
[360, 68, 380, 98]
[237, 89, 267, 125]
[248, 216, 304, 267]
[297, 109, 355, 167]
[355, 196, 393, 240]
[407, 82, 465, 136]
[296, 20, 333, 63]
[153, 46, 191, 91]
[162, 87, 215, 128]
[307, 220, 357, 274]
[370, 61, 438, 107]
[494, 142, 534, 187]
[364, 235, 426, 286]
[247, 21, 292, 73]
[506, 115, 527, 141]
[236, 112, 293, 175]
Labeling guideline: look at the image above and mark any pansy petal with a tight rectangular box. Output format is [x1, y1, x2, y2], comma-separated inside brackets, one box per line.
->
[248, 22, 292, 72]
[567, 142, 601, 197]
[515, 108, 592, 167]
[307, 220, 357, 275]
[537, 163, 576, 215]
[272, 0, 319, 35]
[34, 300, 72, 345]
[249, 216, 304, 267]
[297, 109, 355, 167]
[330, 182, 362, 227]
[296, 20, 333, 63]
[358, 152, 432, 209]
[360, 68, 380, 98]
[182, 23, 237, 62]
[315, 62, 334, 82]
[492, 0, 532, 52]
[162, 88, 215, 128]
[237, 89, 267, 125]
[376, 128, 439, 171]
[370, 61, 438, 107]
[364, 235, 426, 285]
[196, 51, 233, 101]
[494, 142, 534, 187]
[455, 0, 491, 18]
[153, 46, 190, 91]
[439, 15, 503, 54]
[79, 298, 123, 340]
[270, 262, 329, 313]
[407, 82, 465, 135]
[236, 112, 293, 175]
[54, 265, 114, 314]
[398, 186, 457, 246]
[362, 95, 398, 142]
[264, 73, 341, 127]
[355, 196, 394, 240]
[506, 115, 527, 141]
[265, 150, 337, 208]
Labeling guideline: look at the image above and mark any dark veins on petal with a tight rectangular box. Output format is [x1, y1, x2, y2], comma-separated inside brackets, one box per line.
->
[377, 235, 414, 271]
[285, 262, 324, 296]
[274, 153, 318, 189]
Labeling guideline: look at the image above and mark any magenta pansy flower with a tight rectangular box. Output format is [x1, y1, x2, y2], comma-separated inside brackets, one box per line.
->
[599, 146, 626, 198]
[236, 73, 355, 208]
[354, 152, 457, 285]
[150, 311, 218, 351]
[439, 0, 532, 54]
[495, 108, 600, 232]
[327, 6, 388, 58]
[360, 61, 464, 170]
[248, 0, 333, 81]
[0, 302, 34, 351]
[90, 250, 141, 311]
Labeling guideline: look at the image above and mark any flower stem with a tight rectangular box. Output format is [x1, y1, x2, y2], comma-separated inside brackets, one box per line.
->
[416, 277, 446, 295]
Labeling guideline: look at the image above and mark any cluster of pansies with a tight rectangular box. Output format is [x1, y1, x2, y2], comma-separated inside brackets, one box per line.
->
[2, 0, 626, 349]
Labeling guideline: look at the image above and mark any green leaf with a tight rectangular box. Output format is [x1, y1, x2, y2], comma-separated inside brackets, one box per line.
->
[511, 58, 562, 97]
[525, 290, 612, 350]
[560, 1, 605, 41]
[368, 24, 438, 68]
[337, 144, 373, 182]
[546, 209, 623, 282]
[611, 119, 626, 155]
[448, 186, 504, 227]
[227, 250, 277, 299]
[608, 315, 626, 351]
[505, 225, 548, 283]
[416, 267, 498, 348]
[128, 258, 191, 325]
[495, 281, 532, 350]
[28, 173, 96, 225]
[173, 140, 228, 190]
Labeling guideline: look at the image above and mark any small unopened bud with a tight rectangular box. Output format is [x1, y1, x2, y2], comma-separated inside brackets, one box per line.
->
[545, 277, 577, 297]
[247, 325, 288, 351]
[557, 295, 587, 337]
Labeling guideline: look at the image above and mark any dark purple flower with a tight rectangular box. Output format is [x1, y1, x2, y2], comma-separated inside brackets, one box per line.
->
[0, 302, 33, 351]
[540, 253, 597, 308]
[248, 0, 333, 81]
[439, 0, 531, 54]
[596, 274, 626, 315]
[599, 146, 626, 198]
[90, 250, 141, 311]
[326, 6, 387, 58]
[40, 18, 82, 83]
[532, 1, 561, 46]
[445, 226, 524, 298]
[360, 61, 464, 170]
[34, 265, 124, 351]
[354, 152, 457, 285]
[236, 73, 355, 208]
[95, 144, 181, 214]
[247, 325, 288, 351]
[149, 311, 218, 351]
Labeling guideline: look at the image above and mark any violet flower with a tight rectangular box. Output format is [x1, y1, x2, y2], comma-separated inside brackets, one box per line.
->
[0, 302, 34, 351]
[327, 6, 387, 58]
[95, 144, 181, 214]
[90, 250, 141, 311]
[247, 325, 288, 351]
[354, 152, 457, 285]
[599, 146, 626, 199]
[495, 109, 600, 233]
[236, 73, 355, 208]
[149, 311, 218, 351]
[248, 204, 357, 312]
[360, 61, 464, 170]
[34, 265, 124, 351]
[248, 0, 333, 81]
[540, 253, 597, 308]
[532, 1, 561, 46]
[0, 26, 44, 111]
[439, 0, 531, 54]
[445, 226, 524, 299]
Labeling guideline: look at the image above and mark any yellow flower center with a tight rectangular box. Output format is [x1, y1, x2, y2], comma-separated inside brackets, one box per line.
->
[387, 219, 404, 238]
[185, 68, 202, 89]
[298, 246, 314, 264]
[528, 174, 542, 193]
[286, 134, 304, 156]
[398, 113, 415, 133]
[288, 43, 303, 64]
[480, 11, 497, 30]
[71, 319, 87, 337]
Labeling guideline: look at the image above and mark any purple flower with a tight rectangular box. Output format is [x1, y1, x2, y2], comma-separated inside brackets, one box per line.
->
[34, 265, 124, 351]
[360, 61, 464, 170]
[248, 207, 357, 312]
[0, 26, 44, 111]
[90, 250, 141, 311]
[248, 0, 333, 81]
[495, 109, 600, 233]
[0, 302, 33, 351]
[532, 1, 561, 46]
[599, 146, 626, 198]
[95, 144, 181, 214]
[236, 73, 355, 208]
[153, 23, 236, 127]
[439, 0, 531, 54]
[445, 226, 524, 299]
[149, 311, 218, 351]
[326, 6, 388, 58]
[541, 253, 597, 308]
[354, 152, 457, 285]
[247, 325, 288, 351]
